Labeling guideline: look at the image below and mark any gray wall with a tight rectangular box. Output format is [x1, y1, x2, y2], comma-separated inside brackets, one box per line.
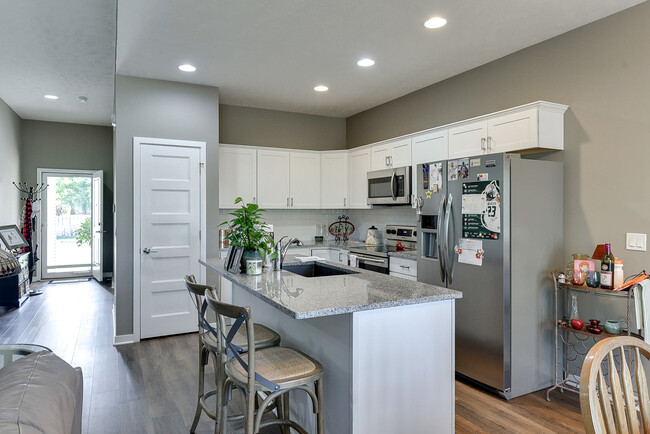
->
[220, 104, 345, 150]
[114, 75, 219, 336]
[0, 97, 21, 228]
[20, 120, 114, 273]
[346, 2, 650, 273]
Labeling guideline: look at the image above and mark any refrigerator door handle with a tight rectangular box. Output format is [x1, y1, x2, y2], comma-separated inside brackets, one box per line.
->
[445, 193, 456, 284]
[437, 195, 446, 283]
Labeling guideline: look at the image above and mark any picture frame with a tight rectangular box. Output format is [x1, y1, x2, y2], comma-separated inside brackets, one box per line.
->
[0, 225, 28, 250]
[224, 246, 244, 273]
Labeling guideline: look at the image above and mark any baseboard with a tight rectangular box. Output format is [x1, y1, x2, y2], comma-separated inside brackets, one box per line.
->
[113, 334, 135, 346]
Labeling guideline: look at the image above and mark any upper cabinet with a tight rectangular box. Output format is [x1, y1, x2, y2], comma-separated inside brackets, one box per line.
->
[257, 149, 321, 209]
[290, 151, 321, 209]
[348, 147, 371, 209]
[448, 102, 567, 159]
[257, 149, 291, 209]
[411, 128, 448, 190]
[370, 138, 412, 170]
[321, 151, 349, 209]
[219, 145, 257, 208]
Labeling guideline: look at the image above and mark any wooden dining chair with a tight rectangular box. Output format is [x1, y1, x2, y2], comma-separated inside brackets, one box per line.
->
[204, 287, 324, 434]
[184, 275, 281, 433]
[580, 336, 650, 434]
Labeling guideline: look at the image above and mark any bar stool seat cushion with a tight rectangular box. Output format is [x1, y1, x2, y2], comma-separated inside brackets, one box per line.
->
[202, 323, 280, 353]
[226, 346, 323, 389]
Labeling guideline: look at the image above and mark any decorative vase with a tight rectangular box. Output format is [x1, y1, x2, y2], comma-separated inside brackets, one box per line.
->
[570, 319, 584, 331]
[241, 249, 262, 272]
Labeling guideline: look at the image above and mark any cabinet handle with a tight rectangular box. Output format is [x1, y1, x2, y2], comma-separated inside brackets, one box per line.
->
[253, 196, 256, 203]
[344, 197, 347, 207]
[488, 136, 493, 152]
[400, 265, 410, 269]
[481, 138, 487, 151]
[291, 197, 294, 207]
[390, 156, 393, 166]
[287, 197, 289, 207]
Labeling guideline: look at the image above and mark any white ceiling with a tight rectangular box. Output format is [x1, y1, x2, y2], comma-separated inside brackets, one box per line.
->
[0, 0, 116, 126]
[0, 0, 645, 125]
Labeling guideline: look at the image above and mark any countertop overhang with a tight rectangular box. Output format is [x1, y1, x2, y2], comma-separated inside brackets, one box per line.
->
[201, 256, 462, 319]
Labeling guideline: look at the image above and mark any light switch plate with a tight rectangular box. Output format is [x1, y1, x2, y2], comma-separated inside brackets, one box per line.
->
[626, 233, 647, 251]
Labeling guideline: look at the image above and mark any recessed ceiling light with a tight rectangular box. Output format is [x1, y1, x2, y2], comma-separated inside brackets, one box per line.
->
[178, 64, 197, 72]
[424, 16, 447, 29]
[78, 96, 88, 103]
[44, 95, 59, 100]
[314, 85, 329, 92]
[357, 58, 375, 67]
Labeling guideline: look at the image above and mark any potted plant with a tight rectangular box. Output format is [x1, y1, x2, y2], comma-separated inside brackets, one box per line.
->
[220, 197, 276, 271]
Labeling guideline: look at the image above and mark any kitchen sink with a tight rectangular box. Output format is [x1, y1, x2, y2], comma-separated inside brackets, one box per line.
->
[282, 262, 359, 278]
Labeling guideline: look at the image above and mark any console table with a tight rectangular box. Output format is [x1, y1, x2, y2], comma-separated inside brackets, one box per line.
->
[0, 253, 30, 308]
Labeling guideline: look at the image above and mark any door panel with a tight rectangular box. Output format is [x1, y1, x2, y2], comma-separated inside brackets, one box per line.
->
[487, 109, 538, 154]
[290, 152, 321, 208]
[219, 146, 257, 207]
[91, 170, 103, 282]
[140, 144, 200, 339]
[448, 120, 487, 159]
[449, 153, 507, 392]
[348, 148, 371, 209]
[257, 150, 290, 208]
[321, 152, 348, 208]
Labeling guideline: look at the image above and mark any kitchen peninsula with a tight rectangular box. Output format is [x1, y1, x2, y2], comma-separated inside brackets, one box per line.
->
[200, 257, 462, 434]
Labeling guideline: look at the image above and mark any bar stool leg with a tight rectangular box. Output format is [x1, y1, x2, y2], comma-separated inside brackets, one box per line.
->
[191, 344, 207, 433]
[316, 379, 324, 434]
[281, 393, 290, 434]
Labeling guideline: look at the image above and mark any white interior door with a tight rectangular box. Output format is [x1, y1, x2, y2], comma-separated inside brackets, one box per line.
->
[137, 140, 203, 339]
[91, 170, 103, 282]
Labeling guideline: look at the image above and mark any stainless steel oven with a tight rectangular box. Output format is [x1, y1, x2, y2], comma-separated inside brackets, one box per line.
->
[350, 252, 389, 274]
[367, 166, 411, 205]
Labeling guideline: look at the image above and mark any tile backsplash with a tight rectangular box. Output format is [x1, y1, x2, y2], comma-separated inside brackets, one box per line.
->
[217, 205, 416, 244]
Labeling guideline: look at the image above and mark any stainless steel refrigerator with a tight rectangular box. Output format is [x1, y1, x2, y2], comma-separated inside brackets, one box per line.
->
[416, 153, 563, 399]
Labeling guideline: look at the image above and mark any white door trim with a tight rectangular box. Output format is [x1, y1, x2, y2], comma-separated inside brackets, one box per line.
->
[36, 168, 99, 281]
[132, 137, 207, 343]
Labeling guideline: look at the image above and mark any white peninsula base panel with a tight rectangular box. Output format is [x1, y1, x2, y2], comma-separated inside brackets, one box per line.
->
[233, 286, 455, 434]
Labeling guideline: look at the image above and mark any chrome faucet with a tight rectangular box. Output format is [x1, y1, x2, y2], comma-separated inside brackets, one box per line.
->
[274, 236, 303, 270]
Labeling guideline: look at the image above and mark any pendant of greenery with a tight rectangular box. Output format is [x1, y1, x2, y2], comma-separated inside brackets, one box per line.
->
[220, 197, 277, 259]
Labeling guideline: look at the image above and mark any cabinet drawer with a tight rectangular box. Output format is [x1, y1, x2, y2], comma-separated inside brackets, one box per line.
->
[390, 271, 417, 281]
[389, 257, 417, 277]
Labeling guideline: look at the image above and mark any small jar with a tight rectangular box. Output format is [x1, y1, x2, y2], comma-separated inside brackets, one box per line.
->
[614, 259, 624, 289]
[246, 259, 263, 275]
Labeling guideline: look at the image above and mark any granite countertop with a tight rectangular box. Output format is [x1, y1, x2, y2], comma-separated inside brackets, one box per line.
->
[200, 256, 461, 319]
[290, 240, 367, 250]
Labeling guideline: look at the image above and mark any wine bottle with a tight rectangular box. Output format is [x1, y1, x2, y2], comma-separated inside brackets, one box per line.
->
[600, 243, 614, 289]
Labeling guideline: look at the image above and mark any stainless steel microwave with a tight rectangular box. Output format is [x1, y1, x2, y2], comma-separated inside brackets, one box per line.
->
[367, 166, 411, 205]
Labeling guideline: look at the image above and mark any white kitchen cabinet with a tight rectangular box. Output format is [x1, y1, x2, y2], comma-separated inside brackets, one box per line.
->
[257, 149, 290, 209]
[290, 151, 321, 208]
[448, 120, 487, 159]
[348, 147, 371, 209]
[411, 128, 448, 189]
[448, 102, 567, 159]
[311, 248, 334, 261]
[321, 151, 349, 208]
[371, 138, 412, 170]
[219, 145, 257, 208]
[389, 256, 417, 280]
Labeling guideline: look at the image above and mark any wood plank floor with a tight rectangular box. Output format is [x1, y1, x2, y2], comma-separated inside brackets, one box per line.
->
[0, 279, 584, 433]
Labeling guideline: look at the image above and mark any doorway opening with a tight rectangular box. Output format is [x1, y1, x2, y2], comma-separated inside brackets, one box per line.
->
[38, 169, 103, 280]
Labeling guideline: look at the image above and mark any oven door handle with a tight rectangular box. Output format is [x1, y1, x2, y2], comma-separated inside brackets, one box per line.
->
[391, 171, 397, 201]
[356, 255, 387, 264]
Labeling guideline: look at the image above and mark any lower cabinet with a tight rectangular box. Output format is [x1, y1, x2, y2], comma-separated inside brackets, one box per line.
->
[311, 248, 349, 265]
[389, 256, 417, 281]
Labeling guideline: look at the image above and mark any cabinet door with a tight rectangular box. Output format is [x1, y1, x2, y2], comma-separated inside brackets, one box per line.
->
[390, 138, 412, 168]
[290, 151, 321, 209]
[311, 248, 333, 261]
[487, 108, 538, 154]
[321, 151, 349, 208]
[411, 129, 448, 186]
[448, 120, 487, 159]
[370, 144, 391, 170]
[348, 148, 372, 209]
[219, 145, 257, 208]
[337, 249, 349, 265]
[257, 149, 290, 209]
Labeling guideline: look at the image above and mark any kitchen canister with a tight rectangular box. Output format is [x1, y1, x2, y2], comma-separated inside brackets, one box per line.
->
[246, 259, 263, 275]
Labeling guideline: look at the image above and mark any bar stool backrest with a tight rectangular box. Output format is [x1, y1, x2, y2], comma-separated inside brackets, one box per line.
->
[204, 289, 258, 402]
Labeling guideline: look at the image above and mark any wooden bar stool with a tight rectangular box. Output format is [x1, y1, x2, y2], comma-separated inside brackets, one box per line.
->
[204, 288, 324, 434]
[184, 275, 281, 433]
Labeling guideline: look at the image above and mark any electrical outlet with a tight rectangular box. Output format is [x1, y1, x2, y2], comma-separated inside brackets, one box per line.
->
[626, 233, 647, 251]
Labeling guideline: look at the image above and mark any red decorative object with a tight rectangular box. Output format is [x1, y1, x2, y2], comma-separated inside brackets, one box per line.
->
[328, 221, 355, 238]
[570, 319, 584, 331]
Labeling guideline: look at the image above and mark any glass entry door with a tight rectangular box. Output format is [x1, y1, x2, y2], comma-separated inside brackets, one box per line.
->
[41, 171, 93, 278]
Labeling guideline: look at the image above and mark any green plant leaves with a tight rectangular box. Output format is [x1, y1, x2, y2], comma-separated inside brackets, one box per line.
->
[219, 198, 273, 253]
